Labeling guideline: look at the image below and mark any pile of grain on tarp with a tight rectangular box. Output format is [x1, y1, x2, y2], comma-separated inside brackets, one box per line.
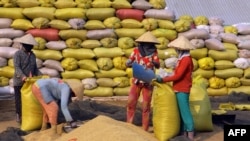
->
[55, 115, 158, 141]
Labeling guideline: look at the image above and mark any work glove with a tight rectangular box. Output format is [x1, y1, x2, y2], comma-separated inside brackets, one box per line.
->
[156, 75, 163, 83]
[126, 60, 132, 67]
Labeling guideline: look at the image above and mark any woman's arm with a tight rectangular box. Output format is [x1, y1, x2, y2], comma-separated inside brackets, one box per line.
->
[60, 86, 73, 122]
[163, 57, 191, 82]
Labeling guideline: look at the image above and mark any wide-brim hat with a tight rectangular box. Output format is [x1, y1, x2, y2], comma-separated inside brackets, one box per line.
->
[168, 36, 195, 50]
[14, 33, 38, 46]
[135, 31, 159, 44]
[64, 79, 84, 100]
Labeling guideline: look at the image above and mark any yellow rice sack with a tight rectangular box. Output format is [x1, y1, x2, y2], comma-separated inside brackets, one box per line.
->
[113, 87, 130, 96]
[228, 86, 250, 95]
[157, 19, 175, 29]
[152, 82, 180, 141]
[54, 8, 86, 20]
[86, 8, 116, 20]
[0, 66, 14, 78]
[190, 75, 213, 131]
[84, 87, 113, 97]
[198, 57, 215, 70]
[11, 19, 34, 30]
[62, 48, 95, 60]
[49, 19, 72, 30]
[152, 28, 177, 41]
[59, 29, 87, 40]
[61, 69, 95, 79]
[190, 47, 208, 60]
[193, 68, 214, 79]
[22, 7, 56, 20]
[103, 17, 121, 29]
[121, 19, 143, 28]
[33, 49, 63, 61]
[0, 8, 25, 19]
[115, 28, 146, 39]
[96, 78, 119, 87]
[209, 76, 225, 89]
[95, 68, 127, 78]
[208, 49, 238, 61]
[81, 39, 102, 49]
[240, 78, 250, 86]
[61, 57, 78, 71]
[214, 60, 235, 70]
[78, 59, 99, 72]
[93, 47, 125, 58]
[91, 0, 112, 8]
[16, 0, 40, 8]
[53, 0, 77, 9]
[113, 56, 127, 70]
[215, 68, 243, 79]
[84, 20, 106, 30]
[225, 77, 241, 88]
[207, 87, 228, 96]
[21, 76, 49, 131]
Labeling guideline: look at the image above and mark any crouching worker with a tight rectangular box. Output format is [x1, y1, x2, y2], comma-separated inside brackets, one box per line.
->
[31, 78, 84, 134]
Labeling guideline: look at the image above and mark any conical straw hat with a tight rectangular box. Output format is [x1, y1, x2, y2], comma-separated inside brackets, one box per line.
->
[135, 31, 159, 44]
[15, 33, 38, 46]
[64, 79, 84, 100]
[168, 36, 195, 50]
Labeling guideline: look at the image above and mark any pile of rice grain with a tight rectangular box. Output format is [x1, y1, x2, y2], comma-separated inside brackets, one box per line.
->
[55, 115, 158, 141]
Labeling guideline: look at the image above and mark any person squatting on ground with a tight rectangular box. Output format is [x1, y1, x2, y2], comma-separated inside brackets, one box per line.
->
[126, 31, 160, 131]
[31, 78, 84, 135]
[156, 36, 195, 141]
[13, 34, 42, 123]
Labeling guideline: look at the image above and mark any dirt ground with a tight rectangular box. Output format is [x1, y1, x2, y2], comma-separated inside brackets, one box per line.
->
[0, 97, 249, 141]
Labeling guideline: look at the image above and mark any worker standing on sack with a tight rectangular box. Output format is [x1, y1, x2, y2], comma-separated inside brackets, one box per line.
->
[126, 31, 160, 131]
[13, 33, 43, 123]
[31, 78, 84, 134]
[156, 36, 195, 141]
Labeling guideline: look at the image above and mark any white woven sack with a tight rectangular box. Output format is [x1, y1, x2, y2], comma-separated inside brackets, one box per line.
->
[0, 18, 13, 28]
[45, 41, 67, 50]
[0, 38, 12, 47]
[234, 58, 250, 69]
[0, 28, 24, 39]
[0, 47, 18, 59]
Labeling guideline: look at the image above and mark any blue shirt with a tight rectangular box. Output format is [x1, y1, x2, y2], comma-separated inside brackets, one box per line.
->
[36, 78, 73, 122]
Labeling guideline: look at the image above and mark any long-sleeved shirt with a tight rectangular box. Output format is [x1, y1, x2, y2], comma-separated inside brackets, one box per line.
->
[127, 47, 159, 69]
[13, 49, 42, 86]
[36, 78, 73, 122]
[163, 55, 193, 93]
[127, 47, 160, 84]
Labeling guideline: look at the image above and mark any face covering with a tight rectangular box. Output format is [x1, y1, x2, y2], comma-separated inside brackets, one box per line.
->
[22, 43, 33, 52]
[138, 42, 156, 57]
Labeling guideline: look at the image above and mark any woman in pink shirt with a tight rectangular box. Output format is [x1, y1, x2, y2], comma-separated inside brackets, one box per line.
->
[156, 36, 195, 141]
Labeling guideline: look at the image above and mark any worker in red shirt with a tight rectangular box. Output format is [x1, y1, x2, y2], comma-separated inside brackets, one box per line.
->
[126, 31, 160, 131]
[156, 36, 195, 141]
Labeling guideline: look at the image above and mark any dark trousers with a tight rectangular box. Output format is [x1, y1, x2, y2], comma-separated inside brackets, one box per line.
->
[14, 86, 22, 117]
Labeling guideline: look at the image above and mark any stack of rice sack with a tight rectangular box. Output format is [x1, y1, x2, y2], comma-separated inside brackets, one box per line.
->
[0, 0, 174, 97]
[176, 15, 250, 96]
[0, 16, 25, 95]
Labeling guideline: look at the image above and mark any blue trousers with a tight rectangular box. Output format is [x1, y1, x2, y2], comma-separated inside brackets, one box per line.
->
[176, 92, 194, 132]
